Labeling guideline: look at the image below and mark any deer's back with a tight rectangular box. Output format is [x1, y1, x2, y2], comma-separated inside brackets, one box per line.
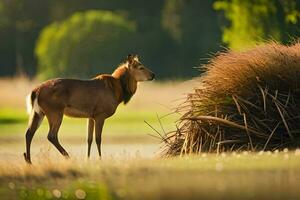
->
[34, 78, 118, 118]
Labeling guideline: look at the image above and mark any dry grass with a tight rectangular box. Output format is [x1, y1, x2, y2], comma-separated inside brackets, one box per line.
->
[164, 42, 300, 156]
[0, 77, 37, 108]
[125, 80, 197, 111]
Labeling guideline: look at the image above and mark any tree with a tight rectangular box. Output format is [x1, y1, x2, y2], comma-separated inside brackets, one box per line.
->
[214, 0, 300, 50]
[35, 10, 135, 79]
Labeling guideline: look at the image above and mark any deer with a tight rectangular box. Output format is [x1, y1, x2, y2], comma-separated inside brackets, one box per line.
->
[23, 54, 155, 164]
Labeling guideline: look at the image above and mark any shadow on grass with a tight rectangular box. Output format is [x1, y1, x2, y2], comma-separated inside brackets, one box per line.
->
[0, 118, 27, 124]
[0, 108, 28, 124]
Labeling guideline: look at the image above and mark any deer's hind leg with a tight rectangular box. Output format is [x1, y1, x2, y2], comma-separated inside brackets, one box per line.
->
[24, 112, 44, 164]
[87, 118, 94, 158]
[46, 112, 69, 158]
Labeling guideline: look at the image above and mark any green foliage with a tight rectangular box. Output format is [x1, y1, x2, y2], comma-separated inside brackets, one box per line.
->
[0, 0, 223, 79]
[214, 0, 278, 50]
[281, 0, 300, 24]
[214, 0, 300, 50]
[1, 1, 299, 78]
[35, 10, 135, 79]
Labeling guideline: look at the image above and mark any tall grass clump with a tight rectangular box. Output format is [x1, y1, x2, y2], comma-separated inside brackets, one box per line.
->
[163, 42, 300, 156]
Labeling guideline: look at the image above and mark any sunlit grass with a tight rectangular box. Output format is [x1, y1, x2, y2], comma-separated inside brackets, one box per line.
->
[1, 79, 299, 200]
[0, 107, 178, 142]
[1, 151, 300, 200]
[0, 108, 28, 124]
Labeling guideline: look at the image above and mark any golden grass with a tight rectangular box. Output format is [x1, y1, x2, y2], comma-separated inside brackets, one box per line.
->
[164, 42, 300, 156]
[0, 77, 37, 108]
[1, 151, 300, 200]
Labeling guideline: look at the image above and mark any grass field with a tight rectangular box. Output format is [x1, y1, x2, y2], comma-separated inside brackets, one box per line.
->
[1, 78, 300, 199]
[1, 152, 300, 200]
[0, 107, 177, 143]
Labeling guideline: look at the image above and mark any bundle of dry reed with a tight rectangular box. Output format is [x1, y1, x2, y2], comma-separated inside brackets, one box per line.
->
[163, 42, 300, 156]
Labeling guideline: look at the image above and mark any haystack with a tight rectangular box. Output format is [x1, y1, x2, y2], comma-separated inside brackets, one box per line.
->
[163, 43, 300, 156]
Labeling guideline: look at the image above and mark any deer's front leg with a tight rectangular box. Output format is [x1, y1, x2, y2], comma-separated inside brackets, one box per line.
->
[95, 117, 105, 158]
[87, 118, 94, 158]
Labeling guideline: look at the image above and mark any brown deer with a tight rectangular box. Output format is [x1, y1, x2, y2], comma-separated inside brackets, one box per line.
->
[23, 55, 155, 164]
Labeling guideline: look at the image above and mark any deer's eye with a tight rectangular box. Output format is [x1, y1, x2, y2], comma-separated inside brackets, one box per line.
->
[138, 66, 144, 70]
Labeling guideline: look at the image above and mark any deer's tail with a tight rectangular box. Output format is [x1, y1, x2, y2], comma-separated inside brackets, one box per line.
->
[26, 91, 42, 115]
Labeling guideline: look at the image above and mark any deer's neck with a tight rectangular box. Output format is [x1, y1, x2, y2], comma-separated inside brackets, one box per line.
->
[112, 66, 137, 104]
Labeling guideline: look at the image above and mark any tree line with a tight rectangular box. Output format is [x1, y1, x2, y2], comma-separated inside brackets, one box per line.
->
[0, 0, 299, 79]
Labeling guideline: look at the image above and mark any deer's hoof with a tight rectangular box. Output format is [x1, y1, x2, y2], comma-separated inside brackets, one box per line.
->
[23, 153, 32, 164]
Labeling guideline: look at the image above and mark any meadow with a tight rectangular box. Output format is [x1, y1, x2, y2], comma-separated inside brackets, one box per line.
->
[0, 78, 300, 200]
[1, 152, 300, 200]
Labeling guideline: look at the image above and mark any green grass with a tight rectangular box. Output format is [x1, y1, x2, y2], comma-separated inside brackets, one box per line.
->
[0, 107, 178, 142]
[0, 108, 28, 124]
[1, 151, 300, 200]
[2, 105, 300, 200]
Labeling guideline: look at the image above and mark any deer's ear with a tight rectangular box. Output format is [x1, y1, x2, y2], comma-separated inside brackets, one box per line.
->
[127, 54, 133, 59]
[133, 55, 139, 61]
[127, 54, 133, 62]
[127, 54, 138, 63]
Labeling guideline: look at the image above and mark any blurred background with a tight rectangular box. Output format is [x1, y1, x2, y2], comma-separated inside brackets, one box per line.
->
[0, 0, 299, 160]
[0, 0, 299, 79]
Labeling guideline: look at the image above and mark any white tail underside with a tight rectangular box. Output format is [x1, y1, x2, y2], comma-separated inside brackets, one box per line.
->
[26, 93, 42, 115]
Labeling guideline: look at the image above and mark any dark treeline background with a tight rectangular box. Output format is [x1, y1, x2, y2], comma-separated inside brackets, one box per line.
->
[0, 0, 299, 79]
